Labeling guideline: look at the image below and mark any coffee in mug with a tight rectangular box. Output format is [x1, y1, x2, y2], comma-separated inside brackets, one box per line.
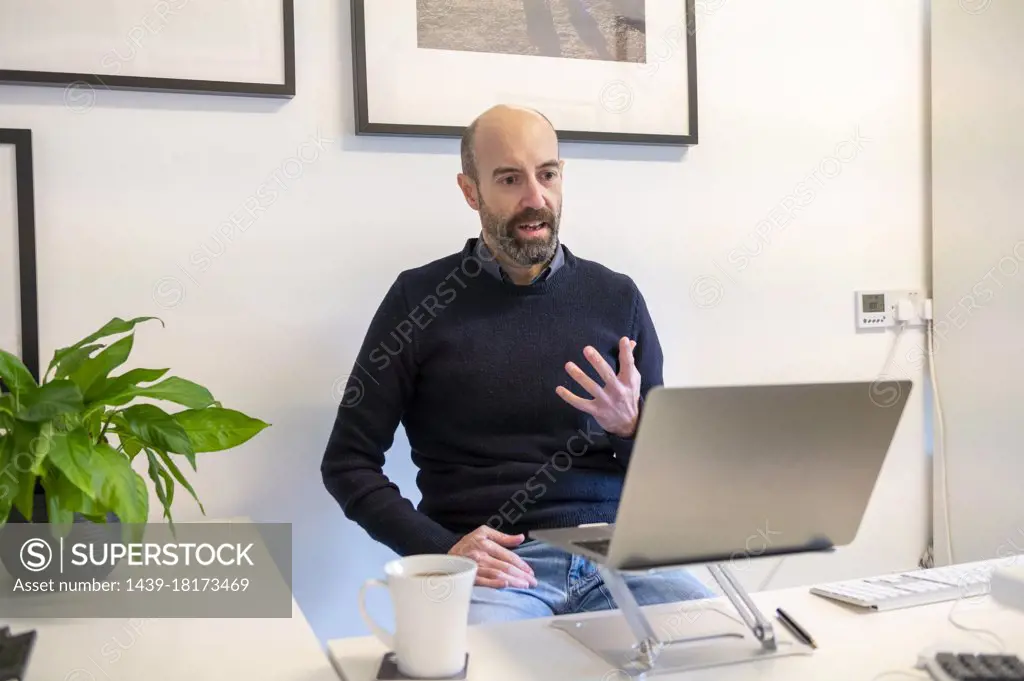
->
[359, 555, 477, 678]
[412, 570, 454, 578]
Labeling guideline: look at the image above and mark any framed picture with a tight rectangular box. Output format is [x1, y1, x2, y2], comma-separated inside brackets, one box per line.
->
[352, 0, 698, 145]
[0, 0, 295, 99]
[0, 128, 39, 385]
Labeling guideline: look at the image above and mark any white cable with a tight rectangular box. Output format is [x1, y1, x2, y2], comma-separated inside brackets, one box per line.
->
[926, 320, 954, 565]
[879, 321, 907, 378]
[946, 599, 1005, 652]
[868, 601, 1007, 681]
[870, 671, 928, 681]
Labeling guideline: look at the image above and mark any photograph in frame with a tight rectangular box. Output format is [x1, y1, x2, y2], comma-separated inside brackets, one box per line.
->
[0, 128, 39, 387]
[0, 0, 295, 98]
[352, 0, 698, 145]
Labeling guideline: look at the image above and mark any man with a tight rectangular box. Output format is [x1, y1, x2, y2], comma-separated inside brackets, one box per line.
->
[321, 105, 712, 623]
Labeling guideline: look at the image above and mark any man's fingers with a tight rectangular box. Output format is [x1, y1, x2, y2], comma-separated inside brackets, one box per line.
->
[475, 574, 509, 589]
[555, 386, 594, 413]
[619, 337, 636, 376]
[565, 361, 603, 397]
[482, 540, 536, 577]
[478, 529, 534, 576]
[584, 346, 618, 386]
[482, 528, 526, 548]
[479, 556, 537, 587]
[475, 568, 531, 589]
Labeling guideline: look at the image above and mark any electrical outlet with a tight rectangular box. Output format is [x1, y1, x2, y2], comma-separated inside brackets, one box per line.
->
[855, 290, 926, 331]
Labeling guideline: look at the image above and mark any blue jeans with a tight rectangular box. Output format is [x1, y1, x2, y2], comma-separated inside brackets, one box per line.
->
[468, 539, 714, 624]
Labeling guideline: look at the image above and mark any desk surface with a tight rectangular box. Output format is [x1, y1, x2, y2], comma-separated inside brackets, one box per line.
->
[0, 517, 339, 681]
[327, 580, 1024, 681]
[3, 598, 339, 681]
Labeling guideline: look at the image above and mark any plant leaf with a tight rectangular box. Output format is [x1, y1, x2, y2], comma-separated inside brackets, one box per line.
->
[69, 333, 134, 396]
[45, 430, 101, 501]
[48, 316, 163, 376]
[12, 468, 36, 520]
[15, 379, 85, 423]
[92, 442, 149, 527]
[54, 343, 105, 380]
[91, 375, 214, 410]
[145, 449, 175, 526]
[8, 421, 49, 519]
[85, 368, 170, 406]
[121, 404, 193, 456]
[131, 377, 216, 409]
[156, 449, 205, 514]
[119, 433, 143, 462]
[107, 414, 147, 463]
[24, 421, 55, 476]
[84, 408, 104, 440]
[173, 407, 270, 453]
[0, 348, 38, 401]
[40, 467, 109, 528]
[0, 434, 16, 526]
[42, 472, 76, 528]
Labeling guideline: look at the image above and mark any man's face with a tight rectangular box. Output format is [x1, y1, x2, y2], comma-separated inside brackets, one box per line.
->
[468, 117, 563, 267]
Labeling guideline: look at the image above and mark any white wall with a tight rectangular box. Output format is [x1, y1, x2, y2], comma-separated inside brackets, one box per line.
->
[930, 0, 1024, 566]
[0, 0, 929, 643]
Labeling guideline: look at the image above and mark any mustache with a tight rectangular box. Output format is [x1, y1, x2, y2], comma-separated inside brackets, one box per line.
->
[505, 208, 556, 227]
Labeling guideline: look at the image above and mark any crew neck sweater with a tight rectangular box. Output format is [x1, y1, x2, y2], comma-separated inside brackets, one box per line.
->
[320, 238, 665, 557]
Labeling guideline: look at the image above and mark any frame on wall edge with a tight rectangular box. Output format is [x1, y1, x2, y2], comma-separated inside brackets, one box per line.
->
[350, 0, 698, 146]
[0, 128, 39, 385]
[0, 1, 295, 99]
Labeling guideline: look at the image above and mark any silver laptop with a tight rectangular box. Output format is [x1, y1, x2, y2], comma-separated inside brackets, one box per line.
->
[531, 380, 912, 571]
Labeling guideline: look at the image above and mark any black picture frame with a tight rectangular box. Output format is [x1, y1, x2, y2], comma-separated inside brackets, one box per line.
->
[351, 0, 698, 145]
[0, 129, 39, 386]
[0, 1, 295, 99]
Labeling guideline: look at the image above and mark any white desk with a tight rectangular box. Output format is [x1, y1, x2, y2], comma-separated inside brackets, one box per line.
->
[3, 597, 339, 681]
[327, 578, 1024, 680]
[0, 517, 339, 681]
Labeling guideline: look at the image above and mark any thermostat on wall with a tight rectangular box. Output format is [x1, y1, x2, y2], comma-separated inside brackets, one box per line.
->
[855, 291, 892, 329]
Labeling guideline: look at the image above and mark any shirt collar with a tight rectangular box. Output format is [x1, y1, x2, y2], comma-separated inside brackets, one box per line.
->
[475, 233, 564, 284]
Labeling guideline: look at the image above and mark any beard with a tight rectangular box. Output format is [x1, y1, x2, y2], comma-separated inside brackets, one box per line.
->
[479, 199, 561, 267]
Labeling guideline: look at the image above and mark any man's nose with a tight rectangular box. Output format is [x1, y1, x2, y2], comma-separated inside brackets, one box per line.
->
[522, 180, 546, 209]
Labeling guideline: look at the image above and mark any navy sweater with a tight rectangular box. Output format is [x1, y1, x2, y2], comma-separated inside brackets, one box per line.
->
[320, 238, 664, 557]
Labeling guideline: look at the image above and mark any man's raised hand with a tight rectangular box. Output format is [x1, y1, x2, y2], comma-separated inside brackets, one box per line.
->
[556, 337, 640, 438]
[448, 526, 538, 589]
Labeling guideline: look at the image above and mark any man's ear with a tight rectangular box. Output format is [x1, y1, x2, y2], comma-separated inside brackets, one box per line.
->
[456, 173, 480, 210]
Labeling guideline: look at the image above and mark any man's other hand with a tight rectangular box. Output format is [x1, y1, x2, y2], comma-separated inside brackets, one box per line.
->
[448, 526, 538, 589]
[556, 337, 640, 437]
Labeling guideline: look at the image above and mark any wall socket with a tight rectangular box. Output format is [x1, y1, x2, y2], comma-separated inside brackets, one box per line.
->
[855, 290, 926, 330]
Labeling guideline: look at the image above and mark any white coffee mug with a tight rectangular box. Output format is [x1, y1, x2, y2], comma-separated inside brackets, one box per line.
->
[358, 554, 477, 678]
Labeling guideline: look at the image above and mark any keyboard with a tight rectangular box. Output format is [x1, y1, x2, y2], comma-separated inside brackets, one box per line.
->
[810, 559, 1002, 611]
[919, 652, 1024, 681]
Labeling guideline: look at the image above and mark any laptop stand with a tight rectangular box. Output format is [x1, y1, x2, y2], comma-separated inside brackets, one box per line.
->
[549, 562, 813, 677]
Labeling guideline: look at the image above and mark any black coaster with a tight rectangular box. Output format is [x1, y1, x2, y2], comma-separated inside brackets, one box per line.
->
[375, 652, 468, 680]
[0, 627, 36, 681]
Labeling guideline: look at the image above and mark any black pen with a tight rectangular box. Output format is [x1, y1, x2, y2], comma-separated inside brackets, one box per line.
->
[776, 608, 817, 648]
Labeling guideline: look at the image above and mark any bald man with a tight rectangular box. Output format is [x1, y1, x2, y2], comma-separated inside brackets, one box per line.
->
[321, 105, 712, 624]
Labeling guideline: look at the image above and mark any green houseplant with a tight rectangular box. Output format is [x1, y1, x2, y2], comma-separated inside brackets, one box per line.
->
[0, 316, 270, 549]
